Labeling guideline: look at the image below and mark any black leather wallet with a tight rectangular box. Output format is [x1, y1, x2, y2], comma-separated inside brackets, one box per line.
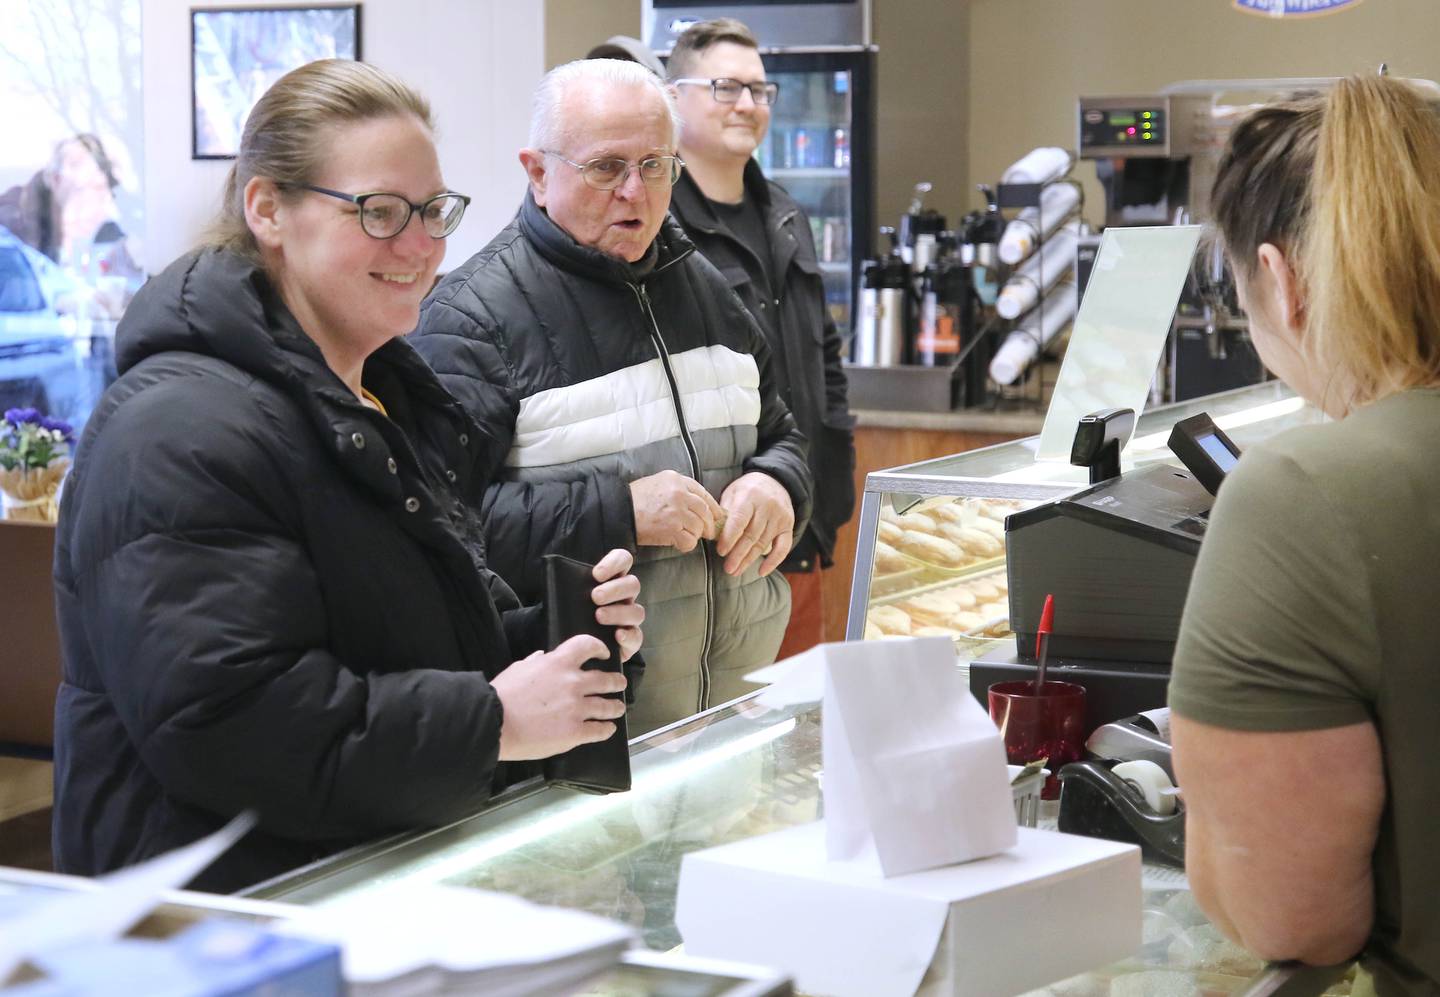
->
[540, 554, 632, 794]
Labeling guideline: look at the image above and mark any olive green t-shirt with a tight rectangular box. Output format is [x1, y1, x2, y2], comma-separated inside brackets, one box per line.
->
[1169, 388, 1440, 995]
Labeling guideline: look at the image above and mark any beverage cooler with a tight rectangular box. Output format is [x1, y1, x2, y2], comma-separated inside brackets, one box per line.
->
[754, 49, 875, 335]
[646, 1, 877, 334]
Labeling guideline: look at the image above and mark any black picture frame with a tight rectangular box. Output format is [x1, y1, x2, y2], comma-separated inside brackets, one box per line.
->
[191, 3, 362, 160]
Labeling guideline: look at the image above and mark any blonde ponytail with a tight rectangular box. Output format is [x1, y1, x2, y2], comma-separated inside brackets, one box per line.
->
[1212, 75, 1440, 411]
[1304, 76, 1440, 407]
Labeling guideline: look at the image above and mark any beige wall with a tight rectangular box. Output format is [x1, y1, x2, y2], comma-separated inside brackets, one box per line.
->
[541, 2, 1440, 241]
[539, 1, 974, 250]
[967, 0, 1440, 228]
[143, 0, 543, 266]
[873, 2, 972, 240]
[544, 0, 642, 69]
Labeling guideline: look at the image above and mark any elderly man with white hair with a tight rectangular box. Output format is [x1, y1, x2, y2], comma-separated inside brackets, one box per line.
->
[410, 59, 812, 735]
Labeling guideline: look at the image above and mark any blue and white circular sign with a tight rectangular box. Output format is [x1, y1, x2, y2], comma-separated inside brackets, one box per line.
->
[1234, 0, 1364, 16]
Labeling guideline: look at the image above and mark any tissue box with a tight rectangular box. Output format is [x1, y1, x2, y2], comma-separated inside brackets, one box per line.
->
[677, 822, 1140, 997]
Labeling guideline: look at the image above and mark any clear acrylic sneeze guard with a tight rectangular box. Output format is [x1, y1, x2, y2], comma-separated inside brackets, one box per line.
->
[1036, 225, 1203, 460]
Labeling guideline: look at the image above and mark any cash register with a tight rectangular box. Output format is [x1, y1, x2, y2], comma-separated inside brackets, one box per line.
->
[968, 407, 1243, 729]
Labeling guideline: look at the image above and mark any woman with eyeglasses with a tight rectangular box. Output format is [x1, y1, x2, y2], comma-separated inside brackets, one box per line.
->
[51, 59, 643, 892]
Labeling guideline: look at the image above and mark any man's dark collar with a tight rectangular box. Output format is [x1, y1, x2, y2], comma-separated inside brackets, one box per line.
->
[673, 158, 778, 228]
[519, 189, 680, 285]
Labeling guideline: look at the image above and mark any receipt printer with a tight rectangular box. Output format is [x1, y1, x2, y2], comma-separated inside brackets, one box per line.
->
[1006, 411, 1241, 664]
[968, 412, 1242, 727]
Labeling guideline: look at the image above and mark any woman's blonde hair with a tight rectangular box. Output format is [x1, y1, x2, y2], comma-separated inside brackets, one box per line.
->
[205, 59, 433, 261]
[1211, 75, 1440, 409]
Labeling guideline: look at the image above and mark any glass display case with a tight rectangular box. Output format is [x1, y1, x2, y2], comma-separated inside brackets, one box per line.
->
[845, 379, 1324, 664]
[244, 379, 1342, 995]
[249, 696, 824, 954]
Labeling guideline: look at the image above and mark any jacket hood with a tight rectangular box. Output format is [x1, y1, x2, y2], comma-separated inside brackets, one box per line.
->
[115, 248, 326, 387]
[116, 247, 463, 433]
[517, 190, 695, 286]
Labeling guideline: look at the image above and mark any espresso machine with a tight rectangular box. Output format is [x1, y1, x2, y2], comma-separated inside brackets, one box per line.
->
[1074, 82, 1333, 401]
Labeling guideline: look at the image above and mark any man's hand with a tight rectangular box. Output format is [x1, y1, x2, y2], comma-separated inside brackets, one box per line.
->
[492, 635, 627, 760]
[630, 470, 723, 552]
[591, 548, 644, 662]
[716, 472, 794, 577]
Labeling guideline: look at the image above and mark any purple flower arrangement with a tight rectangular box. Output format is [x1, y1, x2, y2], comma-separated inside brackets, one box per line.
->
[1, 407, 76, 472]
[1, 408, 75, 522]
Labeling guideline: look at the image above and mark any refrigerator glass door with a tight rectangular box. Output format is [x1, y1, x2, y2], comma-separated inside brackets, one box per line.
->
[760, 58, 862, 333]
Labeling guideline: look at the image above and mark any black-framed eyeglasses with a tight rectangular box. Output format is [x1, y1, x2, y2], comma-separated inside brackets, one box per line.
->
[291, 184, 471, 239]
[541, 152, 685, 191]
[671, 77, 780, 106]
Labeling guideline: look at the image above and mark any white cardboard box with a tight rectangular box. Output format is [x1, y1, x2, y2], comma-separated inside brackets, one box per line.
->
[676, 822, 1141, 997]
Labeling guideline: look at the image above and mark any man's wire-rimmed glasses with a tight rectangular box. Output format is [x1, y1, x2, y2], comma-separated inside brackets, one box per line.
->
[291, 184, 471, 239]
[541, 152, 686, 191]
[671, 77, 780, 106]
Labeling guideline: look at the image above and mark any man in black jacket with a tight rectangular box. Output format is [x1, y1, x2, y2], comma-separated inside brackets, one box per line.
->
[410, 59, 813, 734]
[667, 19, 856, 658]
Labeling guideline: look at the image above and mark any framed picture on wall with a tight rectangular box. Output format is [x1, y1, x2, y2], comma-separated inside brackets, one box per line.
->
[191, 4, 362, 159]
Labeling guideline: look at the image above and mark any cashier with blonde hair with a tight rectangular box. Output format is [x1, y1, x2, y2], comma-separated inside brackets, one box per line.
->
[1169, 75, 1440, 992]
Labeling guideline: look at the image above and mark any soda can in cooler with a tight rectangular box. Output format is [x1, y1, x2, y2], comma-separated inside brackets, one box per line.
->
[822, 217, 847, 262]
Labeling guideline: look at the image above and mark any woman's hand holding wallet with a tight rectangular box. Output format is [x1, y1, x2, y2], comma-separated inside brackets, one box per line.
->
[493, 548, 646, 766]
[590, 548, 645, 662]
[491, 635, 628, 761]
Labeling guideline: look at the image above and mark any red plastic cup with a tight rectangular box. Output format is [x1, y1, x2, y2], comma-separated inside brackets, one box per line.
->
[988, 680, 1087, 800]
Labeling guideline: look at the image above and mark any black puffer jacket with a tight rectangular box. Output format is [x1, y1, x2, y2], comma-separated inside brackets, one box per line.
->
[411, 195, 812, 734]
[669, 162, 856, 570]
[52, 249, 540, 893]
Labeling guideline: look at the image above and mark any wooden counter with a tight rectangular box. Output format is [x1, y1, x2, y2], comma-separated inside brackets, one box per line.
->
[819, 408, 1042, 643]
[0, 522, 60, 752]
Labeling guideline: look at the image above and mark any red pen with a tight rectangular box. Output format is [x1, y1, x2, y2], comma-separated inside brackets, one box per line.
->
[1034, 593, 1055, 695]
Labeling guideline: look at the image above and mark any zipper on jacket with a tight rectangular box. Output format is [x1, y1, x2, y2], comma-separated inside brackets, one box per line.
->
[631, 281, 715, 714]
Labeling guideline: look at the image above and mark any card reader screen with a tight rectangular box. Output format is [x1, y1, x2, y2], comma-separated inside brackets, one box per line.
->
[1197, 433, 1238, 471]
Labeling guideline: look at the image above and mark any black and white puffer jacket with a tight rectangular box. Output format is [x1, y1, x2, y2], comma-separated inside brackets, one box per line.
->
[411, 194, 813, 734]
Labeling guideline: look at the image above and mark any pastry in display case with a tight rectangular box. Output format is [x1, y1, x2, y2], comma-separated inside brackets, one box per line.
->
[865, 495, 1023, 645]
[846, 380, 1325, 667]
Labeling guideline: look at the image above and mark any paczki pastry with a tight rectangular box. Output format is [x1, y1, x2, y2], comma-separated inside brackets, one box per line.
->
[968, 578, 1000, 601]
[970, 516, 1005, 540]
[932, 585, 978, 610]
[897, 529, 965, 567]
[938, 523, 1004, 559]
[868, 605, 912, 635]
[895, 512, 940, 534]
[873, 540, 909, 574]
[927, 502, 967, 525]
[913, 625, 961, 638]
[899, 593, 963, 627]
[952, 611, 984, 631]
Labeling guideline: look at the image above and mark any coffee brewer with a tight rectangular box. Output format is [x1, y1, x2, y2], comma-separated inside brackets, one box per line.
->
[853, 227, 910, 367]
[847, 182, 995, 410]
[1075, 82, 1338, 401]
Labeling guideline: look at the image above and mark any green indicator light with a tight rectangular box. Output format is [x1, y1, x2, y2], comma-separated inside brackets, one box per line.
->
[1142, 111, 1153, 119]
[1143, 132, 1153, 140]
